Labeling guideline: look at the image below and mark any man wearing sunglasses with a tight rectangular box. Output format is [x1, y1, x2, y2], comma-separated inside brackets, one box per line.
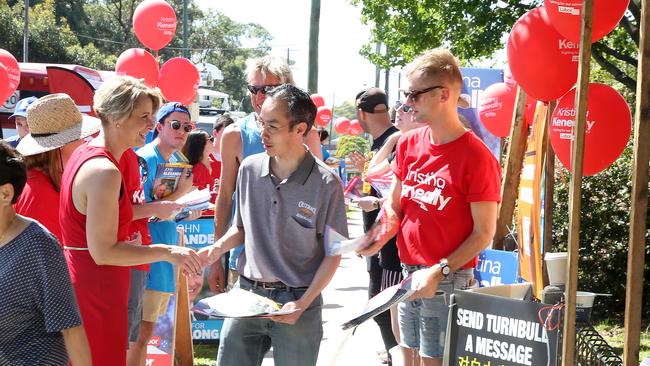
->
[208, 56, 322, 301]
[357, 48, 501, 366]
[348, 87, 400, 364]
[131, 102, 200, 363]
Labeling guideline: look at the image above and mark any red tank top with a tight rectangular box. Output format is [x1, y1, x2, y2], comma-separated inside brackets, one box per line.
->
[60, 144, 133, 248]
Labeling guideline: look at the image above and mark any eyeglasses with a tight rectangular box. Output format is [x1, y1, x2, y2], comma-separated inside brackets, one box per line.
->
[401, 85, 445, 102]
[169, 119, 194, 133]
[395, 101, 412, 113]
[256, 119, 290, 135]
[247, 84, 281, 95]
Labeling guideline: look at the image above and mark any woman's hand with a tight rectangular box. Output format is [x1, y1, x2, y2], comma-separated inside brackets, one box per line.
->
[159, 245, 203, 276]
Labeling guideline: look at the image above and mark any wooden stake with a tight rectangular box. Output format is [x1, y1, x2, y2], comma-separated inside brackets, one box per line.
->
[562, 0, 593, 364]
[623, 0, 650, 363]
[543, 100, 557, 287]
[494, 86, 528, 249]
[174, 226, 195, 366]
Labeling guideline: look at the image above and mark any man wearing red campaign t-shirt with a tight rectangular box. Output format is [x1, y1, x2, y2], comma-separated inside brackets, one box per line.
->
[358, 48, 501, 366]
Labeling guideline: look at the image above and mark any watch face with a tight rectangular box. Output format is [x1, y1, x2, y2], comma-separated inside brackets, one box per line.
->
[442, 265, 451, 276]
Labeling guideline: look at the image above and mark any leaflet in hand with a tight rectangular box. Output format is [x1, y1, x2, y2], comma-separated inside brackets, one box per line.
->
[366, 171, 393, 198]
[151, 163, 192, 200]
[150, 188, 212, 223]
[324, 207, 395, 256]
[343, 175, 364, 204]
[192, 288, 300, 318]
[341, 275, 415, 330]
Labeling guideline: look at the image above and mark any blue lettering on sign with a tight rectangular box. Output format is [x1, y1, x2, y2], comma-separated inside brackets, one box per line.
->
[178, 219, 215, 250]
[474, 249, 520, 287]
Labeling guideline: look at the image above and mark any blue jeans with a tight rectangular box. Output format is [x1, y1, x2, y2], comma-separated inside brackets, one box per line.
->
[216, 279, 323, 366]
[398, 265, 475, 358]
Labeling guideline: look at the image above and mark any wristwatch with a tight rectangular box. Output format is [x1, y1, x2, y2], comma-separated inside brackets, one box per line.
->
[372, 199, 380, 209]
[439, 259, 451, 278]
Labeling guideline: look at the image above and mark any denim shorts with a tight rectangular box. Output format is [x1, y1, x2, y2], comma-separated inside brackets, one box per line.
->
[398, 265, 475, 358]
[216, 278, 324, 366]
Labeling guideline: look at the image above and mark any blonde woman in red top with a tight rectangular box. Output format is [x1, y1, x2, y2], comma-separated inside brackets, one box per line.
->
[59, 76, 203, 366]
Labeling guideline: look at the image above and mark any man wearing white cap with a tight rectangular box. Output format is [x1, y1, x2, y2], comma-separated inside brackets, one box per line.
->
[4, 96, 38, 148]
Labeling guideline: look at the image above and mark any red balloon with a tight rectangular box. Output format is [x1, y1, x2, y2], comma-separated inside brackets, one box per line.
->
[158, 57, 199, 103]
[544, 0, 629, 43]
[115, 48, 159, 87]
[311, 94, 325, 108]
[334, 117, 351, 134]
[550, 83, 631, 176]
[479, 83, 517, 138]
[315, 106, 332, 127]
[133, 0, 177, 51]
[348, 119, 363, 136]
[0, 64, 11, 105]
[0, 49, 20, 99]
[507, 7, 579, 102]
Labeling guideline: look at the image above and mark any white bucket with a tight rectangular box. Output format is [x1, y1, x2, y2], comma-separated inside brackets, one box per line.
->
[544, 252, 568, 285]
[575, 291, 596, 322]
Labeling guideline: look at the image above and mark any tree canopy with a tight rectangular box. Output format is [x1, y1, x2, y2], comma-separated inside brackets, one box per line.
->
[0, 0, 272, 112]
[350, 0, 640, 93]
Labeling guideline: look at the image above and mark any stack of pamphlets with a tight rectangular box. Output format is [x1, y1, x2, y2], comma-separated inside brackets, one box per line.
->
[150, 188, 213, 223]
[324, 206, 393, 256]
[151, 162, 192, 200]
[192, 288, 300, 318]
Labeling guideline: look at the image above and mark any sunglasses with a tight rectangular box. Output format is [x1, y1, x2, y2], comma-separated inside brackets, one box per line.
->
[169, 119, 194, 133]
[395, 101, 412, 113]
[247, 84, 281, 95]
[401, 85, 445, 102]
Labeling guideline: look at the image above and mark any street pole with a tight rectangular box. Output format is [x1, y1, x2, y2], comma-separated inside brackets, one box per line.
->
[183, 0, 189, 58]
[23, 0, 29, 62]
[308, 0, 321, 93]
[374, 43, 381, 88]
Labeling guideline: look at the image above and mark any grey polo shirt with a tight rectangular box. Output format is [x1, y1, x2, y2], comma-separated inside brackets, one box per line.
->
[234, 151, 349, 287]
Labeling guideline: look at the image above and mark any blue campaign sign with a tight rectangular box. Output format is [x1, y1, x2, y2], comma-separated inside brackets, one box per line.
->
[178, 218, 222, 342]
[474, 249, 520, 287]
[459, 67, 504, 158]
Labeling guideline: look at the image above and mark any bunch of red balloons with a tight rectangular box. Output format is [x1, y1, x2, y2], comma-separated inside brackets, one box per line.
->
[0, 49, 20, 106]
[115, 0, 199, 105]
[506, 1, 628, 102]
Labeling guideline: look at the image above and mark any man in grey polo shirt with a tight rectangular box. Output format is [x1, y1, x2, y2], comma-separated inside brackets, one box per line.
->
[199, 84, 348, 366]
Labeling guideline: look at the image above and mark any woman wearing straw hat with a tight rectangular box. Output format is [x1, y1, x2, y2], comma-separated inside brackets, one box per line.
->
[14, 94, 102, 241]
[0, 140, 91, 365]
[58, 76, 203, 366]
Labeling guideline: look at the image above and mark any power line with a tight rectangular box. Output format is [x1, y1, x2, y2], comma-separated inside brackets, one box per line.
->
[73, 32, 303, 52]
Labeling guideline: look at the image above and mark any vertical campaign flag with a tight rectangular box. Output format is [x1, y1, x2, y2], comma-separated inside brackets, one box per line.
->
[459, 68, 503, 158]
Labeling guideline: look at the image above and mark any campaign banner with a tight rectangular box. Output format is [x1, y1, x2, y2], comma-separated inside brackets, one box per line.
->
[178, 218, 223, 342]
[146, 295, 177, 366]
[474, 249, 520, 287]
[459, 67, 503, 158]
[445, 290, 559, 366]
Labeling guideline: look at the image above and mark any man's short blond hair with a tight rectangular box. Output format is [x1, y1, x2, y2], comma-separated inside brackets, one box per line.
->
[405, 48, 463, 88]
[94, 76, 162, 126]
[245, 55, 294, 85]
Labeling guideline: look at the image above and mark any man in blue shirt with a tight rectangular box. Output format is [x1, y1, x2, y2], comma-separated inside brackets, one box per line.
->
[129, 102, 200, 365]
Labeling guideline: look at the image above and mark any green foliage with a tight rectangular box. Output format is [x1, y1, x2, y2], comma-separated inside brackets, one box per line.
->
[333, 100, 357, 120]
[551, 141, 650, 319]
[0, 0, 272, 112]
[334, 135, 370, 158]
[349, 0, 640, 94]
[348, 0, 536, 69]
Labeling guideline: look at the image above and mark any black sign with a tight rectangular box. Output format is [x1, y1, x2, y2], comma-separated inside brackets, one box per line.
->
[445, 290, 559, 366]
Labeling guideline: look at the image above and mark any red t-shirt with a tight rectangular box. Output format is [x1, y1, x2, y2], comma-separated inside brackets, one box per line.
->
[392, 128, 501, 268]
[191, 156, 221, 216]
[14, 169, 62, 241]
[119, 149, 152, 271]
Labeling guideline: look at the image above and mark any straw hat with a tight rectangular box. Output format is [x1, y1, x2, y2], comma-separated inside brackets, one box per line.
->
[16, 93, 101, 156]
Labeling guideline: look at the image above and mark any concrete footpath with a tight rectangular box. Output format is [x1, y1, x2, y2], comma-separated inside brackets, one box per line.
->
[261, 208, 398, 366]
